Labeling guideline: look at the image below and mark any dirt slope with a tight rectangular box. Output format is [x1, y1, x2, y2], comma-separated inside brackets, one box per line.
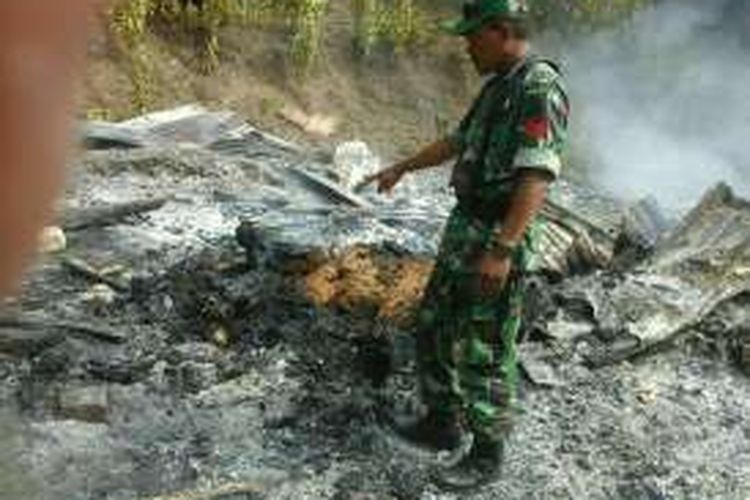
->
[82, 2, 476, 160]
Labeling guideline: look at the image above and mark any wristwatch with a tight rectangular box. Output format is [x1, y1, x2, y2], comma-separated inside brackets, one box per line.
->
[486, 238, 517, 259]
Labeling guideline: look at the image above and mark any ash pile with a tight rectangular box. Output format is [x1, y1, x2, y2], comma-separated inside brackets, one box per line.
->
[1, 106, 749, 499]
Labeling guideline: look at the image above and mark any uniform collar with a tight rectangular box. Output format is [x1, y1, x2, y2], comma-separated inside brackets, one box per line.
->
[478, 55, 529, 86]
[495, 55, 529, 80]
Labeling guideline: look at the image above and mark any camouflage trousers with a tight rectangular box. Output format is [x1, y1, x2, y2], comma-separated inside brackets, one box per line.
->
[416, 206, 532, 445]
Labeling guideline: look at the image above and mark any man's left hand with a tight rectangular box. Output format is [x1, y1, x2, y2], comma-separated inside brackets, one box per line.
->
[475, 253, 512, 298]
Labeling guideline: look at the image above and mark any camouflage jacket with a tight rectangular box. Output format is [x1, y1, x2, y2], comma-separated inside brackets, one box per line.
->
[449, 56, 569, 222]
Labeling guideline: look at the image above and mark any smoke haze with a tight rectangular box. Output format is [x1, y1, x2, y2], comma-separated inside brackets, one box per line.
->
[561, 0, 750, 212]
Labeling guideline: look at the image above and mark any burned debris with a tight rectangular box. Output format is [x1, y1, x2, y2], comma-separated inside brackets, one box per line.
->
[1, 107, 749, 498]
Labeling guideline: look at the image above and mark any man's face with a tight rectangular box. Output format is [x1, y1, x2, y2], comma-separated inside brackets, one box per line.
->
[465, 24, 507, 75]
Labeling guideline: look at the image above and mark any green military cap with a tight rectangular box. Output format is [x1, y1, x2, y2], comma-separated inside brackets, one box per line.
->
[441, 0, 529, 36]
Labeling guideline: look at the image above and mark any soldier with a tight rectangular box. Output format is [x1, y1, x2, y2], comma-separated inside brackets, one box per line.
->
[361, 0, 569, 488]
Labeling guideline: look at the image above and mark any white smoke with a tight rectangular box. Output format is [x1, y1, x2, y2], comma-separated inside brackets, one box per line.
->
[559, 0, 750, 213]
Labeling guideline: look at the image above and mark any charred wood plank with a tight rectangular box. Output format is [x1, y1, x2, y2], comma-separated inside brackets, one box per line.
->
[61, 197, 168, 231]
[287, 164, 372, 209]
[0, 327, 66, 357]
[62, 256, 130, 293]
[0, 315, 126, 344]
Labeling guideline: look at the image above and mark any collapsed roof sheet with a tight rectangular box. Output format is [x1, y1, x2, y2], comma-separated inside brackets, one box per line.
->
[80, 105, 628, 273]
[536, 183, 750, 368]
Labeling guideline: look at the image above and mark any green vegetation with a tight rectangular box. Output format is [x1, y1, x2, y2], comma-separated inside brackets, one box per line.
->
[110, 0, 156, 111]
[107, 0, 652, 111]
[352, 0, 423, 53]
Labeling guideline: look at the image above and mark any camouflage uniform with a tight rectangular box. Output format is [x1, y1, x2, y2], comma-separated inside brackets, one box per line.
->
[416, 56, 569, 447]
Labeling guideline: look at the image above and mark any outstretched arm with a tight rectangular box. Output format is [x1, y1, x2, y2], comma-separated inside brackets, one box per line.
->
[358, 137, 458, 194]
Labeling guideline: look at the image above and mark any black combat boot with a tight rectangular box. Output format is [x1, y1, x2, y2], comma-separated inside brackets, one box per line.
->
[436, 438, 505, 490]
[392, 410, 464, 451]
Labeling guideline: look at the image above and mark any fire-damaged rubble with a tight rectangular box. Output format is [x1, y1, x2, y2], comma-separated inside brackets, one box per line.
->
[1, 107, 749, 499]
[520, 182, 750, 380]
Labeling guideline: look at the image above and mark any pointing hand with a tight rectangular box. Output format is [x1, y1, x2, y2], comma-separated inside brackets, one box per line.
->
[356, 163, 407, 194]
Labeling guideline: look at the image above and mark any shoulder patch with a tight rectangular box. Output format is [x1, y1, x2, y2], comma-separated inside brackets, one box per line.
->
[523, 116, 551, 141]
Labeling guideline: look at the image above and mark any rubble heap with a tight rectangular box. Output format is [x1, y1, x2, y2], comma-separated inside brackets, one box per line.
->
[0, 106, 748, 499]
